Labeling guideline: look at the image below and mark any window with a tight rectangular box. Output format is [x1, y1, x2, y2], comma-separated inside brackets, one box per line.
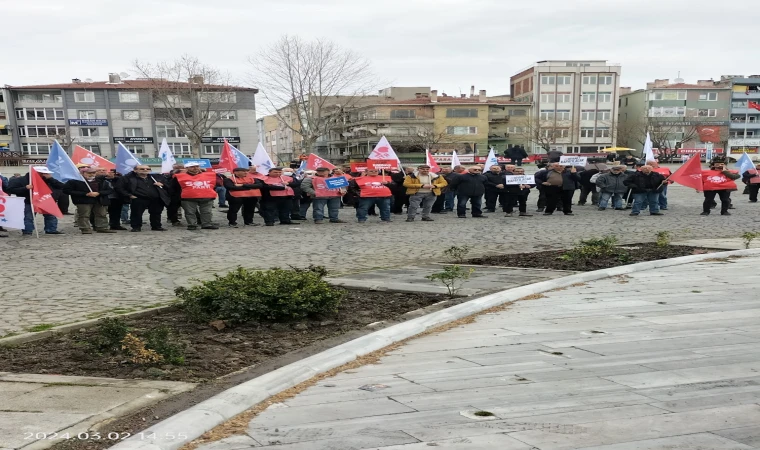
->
[539, 110, 555, 120]
[0, 93, 3, 102]
[541, 129, 569, 139]
[79, 110, 96, 119]
[209, 127, 239, 137]
[650, 107, 685, 117]
[508, 109, 527, 116]
[596, 127, 610, 138]
[18, 125, 66, 137]
[219, 92, 236, 103]
[126, 145, 145, 154]
[118, 92, 139, 103]
[507, 126, 525, 133]
[446, 108, 478, 118]
[390, 109, 416, 119]
[0, 111, 5, 120]
[123, 128, 142, 137]
[582, 92, 596, 103]
[733, 101, 748, 108]
[581, 110, 596, 120]
[698, 109, 717, 117]
[580, 128, 595, 138]
[556, 128, 569, 138]
[540, 75, 555, 85]
[156, 124, 181, 138]
[557, 75, 572, 85]
[17, 93, 62, 103]
[203, 144, 222, 155]
[597, 110, 611, 121]
[598, 92, 612, 102]
[677, 91, 687, 100]
[218, 111, 237, 120]
[198, 92, 236, 103]
[599, 75, 613, 85]
[446, 126, 477, 135]
[556, 110, 571, 121]
[557, 94, 571, 103]
[582, 75, 597, 84]
[74, 91, 95, 102]
[165, 94, 181, 104]
[15, 108, 64, 120]
[540, 93, 555, 103]
[80, 127, 98, 137]
[22, 143, 52, 155]
[80, 145, 101, 155]
[167, 143, 192, 156]
[122, 110, 140, 120]
[699, 92, 718, 101]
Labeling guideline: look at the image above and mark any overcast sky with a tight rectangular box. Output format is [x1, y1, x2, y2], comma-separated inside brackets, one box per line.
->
[3, 0, 754, 95]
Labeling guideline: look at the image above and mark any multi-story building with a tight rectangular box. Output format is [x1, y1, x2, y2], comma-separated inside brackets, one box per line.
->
[0, 89, 10, 152]
[726, 76, 760, 159]
[0, 74, 257, 165]
[510, 60, 622, 154]
[617, 78, 731, 156]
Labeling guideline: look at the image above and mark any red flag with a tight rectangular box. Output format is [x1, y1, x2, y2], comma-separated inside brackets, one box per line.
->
[749, 101, 760, 111]
[669, 154, 703, 192]
[306, 153, 335, 171]
[72, 145, 116, 170]
[30, 169, 63, 218]
[426, 149, 441, 173]
[217, 140, 237, 172]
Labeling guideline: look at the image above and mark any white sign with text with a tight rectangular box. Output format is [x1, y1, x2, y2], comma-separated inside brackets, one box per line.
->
[504, 175, 535, 185]
[559, 156, 588, 166]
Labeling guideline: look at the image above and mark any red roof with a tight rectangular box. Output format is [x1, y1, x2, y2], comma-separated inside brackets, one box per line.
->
[8, 79, 257, 92]
[381, 96, 529, 106]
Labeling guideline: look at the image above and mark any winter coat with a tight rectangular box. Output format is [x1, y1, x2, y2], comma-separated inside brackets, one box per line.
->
[448, 172, 487, 197]
[403, 173, 448, 196]
[484, 171, 507, 192]
[506, 146, 528, 160]
[117, 172, 172, 206]
[624, 171, 666, 194]
[7, 174, 65, 204]
[64, 176, 114, 206]
[595, 172, 629, 194]
[534, 169, 580, 191]
[579, 169, 599, 189]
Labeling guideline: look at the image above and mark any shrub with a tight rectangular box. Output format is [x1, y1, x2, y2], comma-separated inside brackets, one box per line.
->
[176, 265, 345, 324]
[144, 325, 186, 365]
[742, 231, 760, 249]
[90, 317, 130, 353]
[426, 265, 475, 297]
[560, 236, 621, 262]
[443, 245, 471, 263]
[655, 231, 672, 248]
[121, 333, 163, 365]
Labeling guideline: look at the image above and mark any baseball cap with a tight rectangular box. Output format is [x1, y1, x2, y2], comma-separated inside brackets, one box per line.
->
[75, 163, 90, 168]
[184, 162, 201, 168]
[32, 166, 53, 174]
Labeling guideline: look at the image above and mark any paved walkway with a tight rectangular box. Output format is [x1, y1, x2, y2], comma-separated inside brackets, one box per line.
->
[1, 182, 759, 337]
[203, 255, 760, 449]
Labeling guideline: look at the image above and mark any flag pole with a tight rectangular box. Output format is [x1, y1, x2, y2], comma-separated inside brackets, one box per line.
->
[28, 165, 40, 239]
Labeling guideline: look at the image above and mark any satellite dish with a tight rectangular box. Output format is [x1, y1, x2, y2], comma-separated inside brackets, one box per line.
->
[119, 72, 130, 79]
[84, 78, 94, 83]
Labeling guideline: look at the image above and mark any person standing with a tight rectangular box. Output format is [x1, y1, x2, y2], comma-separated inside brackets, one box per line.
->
[743, 164, 760, 202]
[117, 165, 171, 232]
[624, 165, 665, 216]
[350, 168, 393, 223]
[64, 168, 116, 234]
[403, 165, 447, 222]
[534, 163, 579, 216]
[165, 163, 185, 226]
[648, 160, 672, 210]
[171, 162, 220, 230]
[701, 161, 740, 216]
[6, 167, 65, 236]
[104, 169, 128, 231]
[503, 167, 533, 217]
[222, 167, 263, 227]
[505, 145, 528, 166]
[259, 167, 300, 226]
[390, 167, 413, 215]
[483, 165, 507, 213]
[578, 164, 601, 206]
[431, 166, 453, 214]
[595, 165, 629, 210]
[301, 167, 346, 224]
[448, 166, 488, 219]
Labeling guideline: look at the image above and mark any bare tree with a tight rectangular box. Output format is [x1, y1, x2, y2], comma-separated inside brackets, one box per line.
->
[251, 35, 379, 154]
[514, 114, 578, 153]
[133, 55, 239, 157]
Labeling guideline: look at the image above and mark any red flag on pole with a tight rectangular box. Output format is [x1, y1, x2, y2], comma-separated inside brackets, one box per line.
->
[306, 153, 335, 171]
[72, 145, 116, 170]
[749, 101, 760, 111]
[426, 149, 441, 173]
[217, 139, 237, 173]
[669, 155, 704, 192]
[30, 168, 63, 218]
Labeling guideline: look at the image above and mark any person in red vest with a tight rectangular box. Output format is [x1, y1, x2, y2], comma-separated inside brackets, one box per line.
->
[701, 161, 740, 216]
[301, 167, 347, 224]
[349, 168, 393, 223]
[259, 167, 300, 226]
[647, 159, 672, 210]
[223, 167, 263, 228]
[171, 162, 220, 230]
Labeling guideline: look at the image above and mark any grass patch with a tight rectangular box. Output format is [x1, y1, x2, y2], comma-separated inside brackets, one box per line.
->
[25, 323, 57, 333]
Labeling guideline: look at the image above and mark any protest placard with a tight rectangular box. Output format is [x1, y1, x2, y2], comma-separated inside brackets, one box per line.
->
[504, 175, 535, 185]
[559, 155, 587, 166]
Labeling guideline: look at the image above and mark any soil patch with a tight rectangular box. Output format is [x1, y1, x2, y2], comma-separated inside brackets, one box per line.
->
[0, 289, 450, 382]
[467, 243, 713, 271]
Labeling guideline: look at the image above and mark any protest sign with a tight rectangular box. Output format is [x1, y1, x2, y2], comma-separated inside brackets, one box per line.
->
[325, 176, 350, 189]
[504, 175, 535, 185]
[559, 155, 587, 166]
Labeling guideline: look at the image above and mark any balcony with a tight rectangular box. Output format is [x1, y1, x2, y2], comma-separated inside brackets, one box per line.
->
[348, 113, 434, 125]
[732, 91, 760, 100]
[729, 138, 760, 147]
[730, 121, 760, 129]
[488, 114, 510, 123]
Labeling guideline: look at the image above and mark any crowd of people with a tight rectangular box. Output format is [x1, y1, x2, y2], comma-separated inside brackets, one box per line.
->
[0, 153, 757, 237]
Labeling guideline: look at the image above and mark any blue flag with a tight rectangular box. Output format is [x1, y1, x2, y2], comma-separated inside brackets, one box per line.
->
[46, 141, 84, 182]
[230, 144, 251, 169]
[115, 142, 142, 174]
[735, 152, 755, 175]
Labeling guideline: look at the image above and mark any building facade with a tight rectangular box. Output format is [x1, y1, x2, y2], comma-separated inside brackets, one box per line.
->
[0, 89, 10, 152]
[510, 60, 622, 153]
[1, 75, 257, 164]
[617, 78, 731, 155]
[726, 76, 760, 159]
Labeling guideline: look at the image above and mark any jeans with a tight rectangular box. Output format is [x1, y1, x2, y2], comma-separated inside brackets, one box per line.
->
[121, 204, 129, 222]
[457, 195, 483, 217]
[545, 187, 574, 214]
[598, 192, 623, 209]
[659, 185, 668, 209]
[444, 191, 455, 210]
[130, 197, 165, 230]
[261, 197, 293, 224]
[631, 192, 660, 214]
[215, 186, 227, 207]
[181, 199, 214, 227]
[23, 203, 58, 234]
[227, 197, 258, 225]
[75, 203, 108, 231]
[312, 197, 341, 221]
[357, 197, 391, 221]
[703, 190, 732, 214]
[407, 192, 437, 219]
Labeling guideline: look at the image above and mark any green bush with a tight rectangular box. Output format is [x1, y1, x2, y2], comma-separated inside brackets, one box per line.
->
[90, 317, 130, 353]
[560, 236, 621, 262]
[175, 266, 345, 324]
[426, 265, 475, 297]
[443, 245, 471, 263]
[655, 231, 672, 248]
[144, 325, 186, 365]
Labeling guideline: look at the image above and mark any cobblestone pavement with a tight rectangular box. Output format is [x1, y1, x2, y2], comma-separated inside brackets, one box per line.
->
[1, 179, 758, 337]
[210, 256, 760, 450]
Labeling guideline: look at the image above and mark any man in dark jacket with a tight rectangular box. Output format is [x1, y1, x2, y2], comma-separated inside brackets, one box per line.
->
[165, 163, 184, 226]
[578, 165, 601, 206]
[390, 167, 413, 215]
[117, 165, 171, 232]
[546, 149, 563, 163]
[534, 163, 580, 216]
[6, 167, 65, 235]
[503, 167, 533, 217]
[742, 164, 760, 203]
[484, 165, 507, 213]
[505, 146, 528, 166]
[620, 154, 639, 168]
[624, 165, 665, 216]
[448, 165, 488, 218]
[63, 168, 115, 234]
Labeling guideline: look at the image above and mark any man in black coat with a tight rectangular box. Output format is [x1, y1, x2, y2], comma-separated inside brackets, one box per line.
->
[483, 165, 508, 212]
[390, 167, 413, 214]
[448, 166, 488, 218]
[6, 167, 65, 235]
[506, 146, 528, 166]
[116, 165, 171, 232]
[624, 165, 666, 216]
[63, 168, 115, 234]
[742, 164, 760, 203]
[534, 163, 580, 216]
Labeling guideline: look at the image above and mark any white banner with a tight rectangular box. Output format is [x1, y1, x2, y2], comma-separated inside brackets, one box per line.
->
[504, 175, 535, 185]
[0, 196, 26, 229]
[559, 156, 588, 166]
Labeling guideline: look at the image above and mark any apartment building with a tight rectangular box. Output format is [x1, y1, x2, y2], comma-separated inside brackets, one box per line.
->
[0, 90, 9, 151]
[0, 74, 257, 165]
[725, 76, 760, 158]
[510, 60, 622, 153]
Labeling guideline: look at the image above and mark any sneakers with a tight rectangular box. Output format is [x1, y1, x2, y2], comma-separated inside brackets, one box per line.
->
[244, 222, 259, 226]
[536, 208, 545, 213]
[421, 217, 434, 222]
[228, 223, 239, 228]
[406, 218, 415, 222]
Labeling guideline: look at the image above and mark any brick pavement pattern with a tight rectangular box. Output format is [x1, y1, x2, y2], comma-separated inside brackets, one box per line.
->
[0, 182, 758, 336]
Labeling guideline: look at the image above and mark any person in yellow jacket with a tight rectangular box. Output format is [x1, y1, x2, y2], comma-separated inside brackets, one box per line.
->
[403, 165, 448, 222]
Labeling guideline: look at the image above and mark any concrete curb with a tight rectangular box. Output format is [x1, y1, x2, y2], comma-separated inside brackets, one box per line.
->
[108, 248, 760, 450]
